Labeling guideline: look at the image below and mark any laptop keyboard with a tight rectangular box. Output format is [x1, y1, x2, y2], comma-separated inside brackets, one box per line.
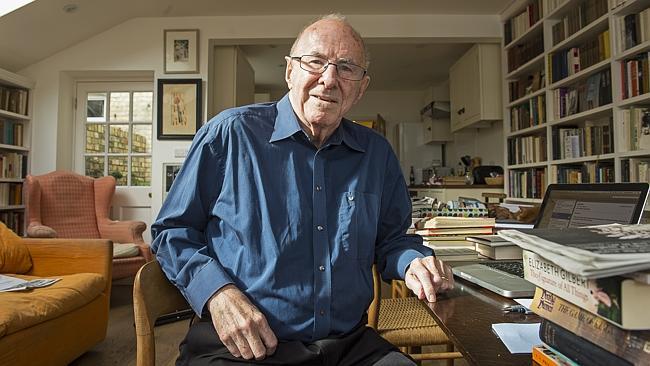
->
[480, 261, 524, 278]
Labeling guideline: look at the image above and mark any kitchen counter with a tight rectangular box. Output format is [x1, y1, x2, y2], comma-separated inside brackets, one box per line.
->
[408, 185, 504, 202]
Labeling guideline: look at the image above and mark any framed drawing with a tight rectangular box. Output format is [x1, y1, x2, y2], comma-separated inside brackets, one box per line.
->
[163, 163, 183, 200]
[164, 29, 199, 74]
[157, 78, 202, 140]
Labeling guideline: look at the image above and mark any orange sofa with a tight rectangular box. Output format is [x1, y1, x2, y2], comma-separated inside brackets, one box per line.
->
[0, 224, 112, 366]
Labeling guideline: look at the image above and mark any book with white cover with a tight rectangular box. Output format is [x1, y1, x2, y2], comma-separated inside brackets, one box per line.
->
[423, 216, 495, 229]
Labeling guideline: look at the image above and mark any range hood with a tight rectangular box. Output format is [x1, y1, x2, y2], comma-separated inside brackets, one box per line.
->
[420, 101, 450, 119]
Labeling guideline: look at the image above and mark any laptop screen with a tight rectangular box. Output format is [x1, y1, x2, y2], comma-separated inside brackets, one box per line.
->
[534, 183, 649, 229]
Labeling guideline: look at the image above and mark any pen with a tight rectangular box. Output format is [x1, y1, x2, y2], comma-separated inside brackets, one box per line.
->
[502, 305, 532, 314]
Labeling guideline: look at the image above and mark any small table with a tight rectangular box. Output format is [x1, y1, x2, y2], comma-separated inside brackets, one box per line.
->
[423, 278, 540, 366]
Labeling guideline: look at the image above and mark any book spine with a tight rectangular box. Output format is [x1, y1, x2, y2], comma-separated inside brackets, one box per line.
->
[532, 345, 578, 366]
[530, 288, 650, 364]
[540, 320, 633, 366]
[522, 250, 630, 328]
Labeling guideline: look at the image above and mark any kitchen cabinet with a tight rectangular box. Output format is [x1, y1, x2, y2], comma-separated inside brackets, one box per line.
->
[449, 44, 502, 132]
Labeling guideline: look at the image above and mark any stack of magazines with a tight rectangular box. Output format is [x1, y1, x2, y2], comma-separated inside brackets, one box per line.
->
[498, 224, 650, 366]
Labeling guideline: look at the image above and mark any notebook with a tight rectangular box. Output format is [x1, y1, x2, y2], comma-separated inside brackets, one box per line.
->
[452, 183, 650, 298]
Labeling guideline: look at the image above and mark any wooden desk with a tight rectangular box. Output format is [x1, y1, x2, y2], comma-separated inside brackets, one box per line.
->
[424, 278, 540, 366]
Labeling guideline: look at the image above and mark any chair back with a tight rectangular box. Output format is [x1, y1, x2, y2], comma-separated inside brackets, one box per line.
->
[133, 260, 189, 366]
[25, 171, 115, 238]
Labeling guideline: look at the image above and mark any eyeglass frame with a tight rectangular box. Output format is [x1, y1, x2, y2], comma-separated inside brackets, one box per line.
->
[288, 55, 367, 81]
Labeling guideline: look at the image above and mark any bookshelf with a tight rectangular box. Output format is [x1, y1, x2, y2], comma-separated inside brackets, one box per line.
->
[0, 67, 33, 235]
[502, 0, 650, 202]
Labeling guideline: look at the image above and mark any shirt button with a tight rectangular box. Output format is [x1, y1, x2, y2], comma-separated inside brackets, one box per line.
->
[347, 194, 355, 201]
[319, 265, 325, 271]
[316, 225, 324, 231]
[315, 185, 322, 191]
[320, 310, 325, 316]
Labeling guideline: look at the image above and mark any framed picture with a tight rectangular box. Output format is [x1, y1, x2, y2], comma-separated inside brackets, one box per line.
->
[163, 163, 183, 200]
[157, 78, 202, 140]
[164, 29, 199, 74]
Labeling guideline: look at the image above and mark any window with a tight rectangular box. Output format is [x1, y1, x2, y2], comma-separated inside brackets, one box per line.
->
[82, 89, 152, 186]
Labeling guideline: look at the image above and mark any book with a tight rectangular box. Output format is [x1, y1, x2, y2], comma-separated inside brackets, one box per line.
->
[0, 274, 61, 292]
[433, 247, 479, 261]
[423, 216, 495, 229]
[531, 287, 650, 364]
[475, 242, 523, 260]
[523, 250, 650, 329]
[540, 320, 633, 366]
[498, 224, 650, 278]
[532, 344, 578, 366]
[416, 227, 494, 236]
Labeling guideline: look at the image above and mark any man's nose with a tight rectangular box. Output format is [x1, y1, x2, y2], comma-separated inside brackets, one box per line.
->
[319, 64, 339, 86]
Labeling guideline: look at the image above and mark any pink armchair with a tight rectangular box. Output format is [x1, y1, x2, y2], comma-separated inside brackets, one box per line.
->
[24, 171, 152, 279]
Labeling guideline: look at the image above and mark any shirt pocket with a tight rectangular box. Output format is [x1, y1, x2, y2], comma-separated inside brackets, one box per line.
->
[336, 191, 380, 263]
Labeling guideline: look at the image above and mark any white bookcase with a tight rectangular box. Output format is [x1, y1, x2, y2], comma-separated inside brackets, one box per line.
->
[0, 67, 33, 235]
[502, 0, 650, 202]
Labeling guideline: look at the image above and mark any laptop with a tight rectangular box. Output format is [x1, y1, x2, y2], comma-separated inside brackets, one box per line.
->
[452, 183, 650, 298]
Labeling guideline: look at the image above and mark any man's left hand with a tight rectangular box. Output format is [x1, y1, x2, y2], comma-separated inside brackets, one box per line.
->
[404, 256, 454, 302]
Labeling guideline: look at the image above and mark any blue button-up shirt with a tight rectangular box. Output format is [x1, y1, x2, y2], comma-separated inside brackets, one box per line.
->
[151, 94, 431, 342]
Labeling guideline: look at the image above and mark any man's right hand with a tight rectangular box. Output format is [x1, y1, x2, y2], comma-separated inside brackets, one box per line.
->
[207, 284, 278, 360]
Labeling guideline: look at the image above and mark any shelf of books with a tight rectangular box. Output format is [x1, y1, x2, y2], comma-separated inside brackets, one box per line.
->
[0, 68, 32, 236]
[503, 0, 650, 202]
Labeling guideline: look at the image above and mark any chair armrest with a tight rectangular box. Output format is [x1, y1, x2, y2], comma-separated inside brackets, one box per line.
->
[137, 242, 153, 262]
[26, 222, 57, 238]
[98, 219, 147, 245]
[23, 238, 113, 292]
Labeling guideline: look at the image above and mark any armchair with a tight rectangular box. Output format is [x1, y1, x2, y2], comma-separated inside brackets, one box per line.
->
[24, 170, 152, 279]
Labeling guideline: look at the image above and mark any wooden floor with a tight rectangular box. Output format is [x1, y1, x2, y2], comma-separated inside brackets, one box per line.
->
[68, 281, 468, 366]
[70, 281, 190, 366]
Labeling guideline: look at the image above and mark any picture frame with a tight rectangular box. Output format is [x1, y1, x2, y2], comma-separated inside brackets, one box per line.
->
[164, 29, 199, 74]
[157, 78, 202, 140]
[163, 163, 183, 200]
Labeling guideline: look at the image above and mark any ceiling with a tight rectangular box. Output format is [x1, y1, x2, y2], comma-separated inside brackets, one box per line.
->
[0, 0, 510, 90]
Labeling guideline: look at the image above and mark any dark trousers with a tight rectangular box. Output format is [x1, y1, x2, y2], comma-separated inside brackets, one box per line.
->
[177, 317, 414, 366]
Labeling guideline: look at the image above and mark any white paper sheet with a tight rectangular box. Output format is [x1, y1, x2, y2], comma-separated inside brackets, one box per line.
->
[491, 323, 541, 354]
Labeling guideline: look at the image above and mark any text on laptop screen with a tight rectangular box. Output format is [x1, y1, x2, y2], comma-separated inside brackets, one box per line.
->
[537, 190, 644, 229]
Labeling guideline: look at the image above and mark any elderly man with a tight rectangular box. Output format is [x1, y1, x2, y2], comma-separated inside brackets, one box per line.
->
[152, 14, 454, 366]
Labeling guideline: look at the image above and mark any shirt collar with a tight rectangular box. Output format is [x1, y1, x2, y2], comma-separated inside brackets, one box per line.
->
[270, 93, 365, 153]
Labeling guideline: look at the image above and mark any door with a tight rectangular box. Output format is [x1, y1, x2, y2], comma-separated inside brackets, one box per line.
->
[75, 82, 153, 243]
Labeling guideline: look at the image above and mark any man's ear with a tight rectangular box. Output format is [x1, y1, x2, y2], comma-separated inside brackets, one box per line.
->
[284, 56, 294, 89]
[354, 75, 371, 104]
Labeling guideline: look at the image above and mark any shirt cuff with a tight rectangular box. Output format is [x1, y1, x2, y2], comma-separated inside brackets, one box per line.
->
[183, 259, 234, 316]
[396, 248, 432, 279]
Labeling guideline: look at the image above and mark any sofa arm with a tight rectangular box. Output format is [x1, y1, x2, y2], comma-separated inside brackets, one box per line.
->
[26, 222, 57, 238]
[98, 219, 146, 245]
[23, 238, 113, 283]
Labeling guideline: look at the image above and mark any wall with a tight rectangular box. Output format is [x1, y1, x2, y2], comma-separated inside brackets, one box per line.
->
[18, 13, 501, 221]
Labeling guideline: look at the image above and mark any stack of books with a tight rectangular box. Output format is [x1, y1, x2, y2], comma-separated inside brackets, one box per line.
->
[416, 216, 495, 261]
[499, 224, 650, 366]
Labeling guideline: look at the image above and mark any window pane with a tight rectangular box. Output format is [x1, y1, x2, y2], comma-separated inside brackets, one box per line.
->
[109, 92, 130, 122]
[85, 156, 105, 178]
[85, 124, 105, 153]
[87, 93, 106, 122]
[108, 156, 128, 186]
[109, 124, 129, 153]
[132, 125, 151, 153]
[131, 156, 151, 186]
[133, 92, 153, 122]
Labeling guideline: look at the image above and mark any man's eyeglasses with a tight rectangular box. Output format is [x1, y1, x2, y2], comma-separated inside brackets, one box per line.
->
[289, 55, 367, 81]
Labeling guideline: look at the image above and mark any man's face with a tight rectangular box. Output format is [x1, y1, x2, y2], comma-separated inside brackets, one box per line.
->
[285, 20, 370, 131]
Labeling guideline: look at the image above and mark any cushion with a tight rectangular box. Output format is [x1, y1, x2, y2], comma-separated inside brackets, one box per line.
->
[0, 222, 32, 274]
[113, 243, 140, 258]
[0, 272, 105, 337]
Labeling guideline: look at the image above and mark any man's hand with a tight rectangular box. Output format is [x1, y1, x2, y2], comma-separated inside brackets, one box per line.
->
[404, 256, 454, 302]
[207, 284, 278, 360]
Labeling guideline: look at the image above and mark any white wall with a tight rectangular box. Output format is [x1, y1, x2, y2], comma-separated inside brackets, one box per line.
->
[18, 13, 501, 222]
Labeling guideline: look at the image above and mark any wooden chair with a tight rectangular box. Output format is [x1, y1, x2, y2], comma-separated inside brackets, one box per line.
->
[368, 267, 463, 364]
[133, 260, 189, 366]
[133, 261, 462, 365]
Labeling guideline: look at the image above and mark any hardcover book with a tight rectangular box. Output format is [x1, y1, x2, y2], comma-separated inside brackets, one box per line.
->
[540, 320, 633, 366]
[523, 250, 650, 329]
[532, 344, 578, 366]
[531, 287, 650, 364]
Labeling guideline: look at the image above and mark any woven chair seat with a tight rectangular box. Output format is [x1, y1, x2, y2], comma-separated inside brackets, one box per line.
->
[377, 297, 450, 347]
